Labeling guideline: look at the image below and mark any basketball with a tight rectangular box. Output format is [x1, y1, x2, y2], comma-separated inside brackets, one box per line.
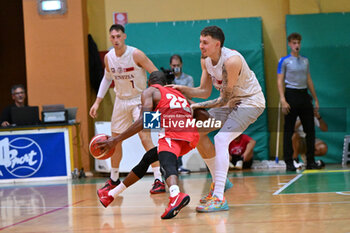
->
[193, 108, 209, 121]
[89, 134, 115, 160]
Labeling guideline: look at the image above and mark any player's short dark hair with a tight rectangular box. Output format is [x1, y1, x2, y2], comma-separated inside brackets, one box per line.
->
[149, 71, 167, 86]
[11, 84, 25, 94]
[201, 26, 225, 48]
[170, 54, 182, 64]
[287, 32, 302, 42]
[109, 24, 125, 33]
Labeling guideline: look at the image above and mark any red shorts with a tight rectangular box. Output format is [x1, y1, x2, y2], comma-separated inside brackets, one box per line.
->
[158, 138, 194, 158]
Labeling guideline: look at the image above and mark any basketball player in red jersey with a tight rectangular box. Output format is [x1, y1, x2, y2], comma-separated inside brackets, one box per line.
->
[89, 24, 165, 195]
[96, 71, 202, 219]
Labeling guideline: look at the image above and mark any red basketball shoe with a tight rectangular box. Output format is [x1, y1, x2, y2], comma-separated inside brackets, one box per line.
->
[97, 188, 114, 208]
[161, 192, 190, 219]
[150, 179, 166, 194]
[97, 179, 120, 208]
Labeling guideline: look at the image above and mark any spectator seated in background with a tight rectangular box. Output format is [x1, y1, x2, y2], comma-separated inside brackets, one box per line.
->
[292, 110, 328, 168]
[1, 84, 27, 127]
[228, 134, 256, 170]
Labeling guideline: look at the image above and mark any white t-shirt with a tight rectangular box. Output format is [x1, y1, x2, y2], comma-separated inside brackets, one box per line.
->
[204, 47, 262, 106]
[106, 46, 147, 99]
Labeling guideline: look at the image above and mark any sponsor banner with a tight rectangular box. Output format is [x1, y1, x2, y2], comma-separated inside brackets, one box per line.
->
[0, 129, 70, 180]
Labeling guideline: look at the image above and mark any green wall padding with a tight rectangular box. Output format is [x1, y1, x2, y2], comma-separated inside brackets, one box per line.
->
[286, 13, 350, 163]
[125, 18, 269, 160]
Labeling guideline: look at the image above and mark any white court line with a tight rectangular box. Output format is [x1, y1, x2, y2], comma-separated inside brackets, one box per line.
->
[273, 174, 303, 195]
[336, 192, 350, 195]
[273, 190, 350, 195]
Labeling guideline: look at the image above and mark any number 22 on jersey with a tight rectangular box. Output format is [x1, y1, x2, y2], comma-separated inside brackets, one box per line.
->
[166, 93, 191, 113]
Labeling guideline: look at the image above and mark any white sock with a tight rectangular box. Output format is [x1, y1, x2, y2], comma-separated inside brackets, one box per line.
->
[152, 166, 162, 181]
[110, 168, 119, 182]
[108, 182, 126, 198]
[212, 133, 231, 200]
[169, 185, 180, 197]
[203, 157, 216, 182]
[213, 171, 227, 200]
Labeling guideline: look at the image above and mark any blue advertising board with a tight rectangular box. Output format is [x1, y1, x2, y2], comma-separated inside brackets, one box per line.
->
[0, 128, 71, 181]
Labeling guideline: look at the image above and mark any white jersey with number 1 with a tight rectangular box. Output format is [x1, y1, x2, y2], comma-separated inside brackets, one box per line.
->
[106, 45, 147, 100]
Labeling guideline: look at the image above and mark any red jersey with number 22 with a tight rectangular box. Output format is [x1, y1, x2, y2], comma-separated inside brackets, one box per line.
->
[151, 84, 199, 148]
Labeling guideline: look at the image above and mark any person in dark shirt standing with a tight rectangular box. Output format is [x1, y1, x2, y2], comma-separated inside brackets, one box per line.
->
[1, 84, 27, 127]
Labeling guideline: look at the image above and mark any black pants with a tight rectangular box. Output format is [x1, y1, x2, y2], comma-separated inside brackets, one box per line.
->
[283, 88, 315, 166]
[231, 154, 253, 169]
[177, 156, 183, 169]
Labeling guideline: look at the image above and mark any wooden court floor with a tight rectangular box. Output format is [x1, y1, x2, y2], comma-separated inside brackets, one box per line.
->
[1, 165, 350, 233]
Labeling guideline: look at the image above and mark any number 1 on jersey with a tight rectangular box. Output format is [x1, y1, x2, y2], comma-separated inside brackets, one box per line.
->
[130, 80, 135, 88]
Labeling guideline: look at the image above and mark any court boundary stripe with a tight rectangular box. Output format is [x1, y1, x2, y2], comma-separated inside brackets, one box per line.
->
[302, 169, 350, 174]
[272, 190, 350, 195]
[336, 192, 350, 195]
[0, 200, 85, 231]
[273, 174, 303, 195]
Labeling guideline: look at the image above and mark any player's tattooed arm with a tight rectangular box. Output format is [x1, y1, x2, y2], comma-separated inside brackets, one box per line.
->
[191, 56, 241, 110]
[191, 64, 233, 109]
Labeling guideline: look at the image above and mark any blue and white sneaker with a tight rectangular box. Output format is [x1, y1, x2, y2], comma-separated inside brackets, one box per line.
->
[196, 195, 229, 212]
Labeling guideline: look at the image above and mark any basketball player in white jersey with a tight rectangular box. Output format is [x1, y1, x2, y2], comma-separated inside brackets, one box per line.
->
[90, 24, 165, 195]
[172, 26, 265, 212]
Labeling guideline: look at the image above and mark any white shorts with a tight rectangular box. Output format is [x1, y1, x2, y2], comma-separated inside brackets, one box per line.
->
[111, 95, 141, 134]
[208, 91, 265, 140]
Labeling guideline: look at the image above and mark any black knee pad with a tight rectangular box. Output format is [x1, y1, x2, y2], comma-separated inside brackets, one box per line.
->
[158, 151, 178, 180]
[132, 147, 158, 179]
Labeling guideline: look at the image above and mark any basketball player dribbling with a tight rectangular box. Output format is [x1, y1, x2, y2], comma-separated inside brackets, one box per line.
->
[89, 24, 165, 196]
[96, 71, 200, 219]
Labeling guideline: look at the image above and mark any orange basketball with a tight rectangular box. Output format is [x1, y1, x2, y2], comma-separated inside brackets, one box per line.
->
[89, 134, 115, 160]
